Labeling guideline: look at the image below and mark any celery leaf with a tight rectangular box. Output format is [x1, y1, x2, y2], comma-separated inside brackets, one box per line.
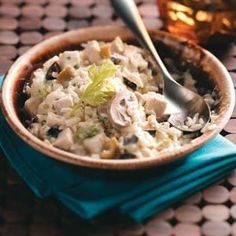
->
[81, 60, 116, 106]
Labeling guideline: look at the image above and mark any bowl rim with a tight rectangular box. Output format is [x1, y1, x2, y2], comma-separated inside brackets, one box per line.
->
[1, 26, 235, 170]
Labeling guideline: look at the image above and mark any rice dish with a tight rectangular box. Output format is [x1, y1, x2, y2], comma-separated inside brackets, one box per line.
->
[23, 37, 219, 159]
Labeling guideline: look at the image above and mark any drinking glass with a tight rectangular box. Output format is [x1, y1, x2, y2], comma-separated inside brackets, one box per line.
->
[157, 0, 236, 44]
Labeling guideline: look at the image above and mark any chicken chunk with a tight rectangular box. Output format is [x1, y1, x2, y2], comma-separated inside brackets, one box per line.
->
[143, 114, 159, 130]
[58, 51, 81, 69]
[45, 89, 65, 104]
[46, 112, 65, 126]
[83, 41, 101, 64]
[43, 56, 59, 71]
[111, 37, 124, 53]
[122, 68, 144, 88]
[24, 97, 42, 116]
[143, 92, 167, 118]
[53, 128, 74, 150]
[54, 95, 74, 111]
[29, 69, 46, 97]
[83, 133, 105, 154]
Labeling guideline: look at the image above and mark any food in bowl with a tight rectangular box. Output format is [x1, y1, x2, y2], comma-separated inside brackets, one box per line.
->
[23, 37, 219, 159]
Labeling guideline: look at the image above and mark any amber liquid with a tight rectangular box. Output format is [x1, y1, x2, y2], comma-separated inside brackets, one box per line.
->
[157, 0, 236, 44]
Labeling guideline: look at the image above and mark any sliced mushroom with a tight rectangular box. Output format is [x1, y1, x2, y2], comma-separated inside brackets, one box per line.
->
[100, 137, 120, 159]
[108, 89, 137, 127]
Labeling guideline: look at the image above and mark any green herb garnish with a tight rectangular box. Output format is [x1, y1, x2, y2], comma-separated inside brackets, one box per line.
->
[75, 125, 99, 141]
[38, 83, 51, 99]
[80, 60, 117, 107]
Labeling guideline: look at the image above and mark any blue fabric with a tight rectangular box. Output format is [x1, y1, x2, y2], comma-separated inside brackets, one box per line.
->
[0, 75, 236, 222]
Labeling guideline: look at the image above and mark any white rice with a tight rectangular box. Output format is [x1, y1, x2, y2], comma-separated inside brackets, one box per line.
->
[23, 37, 219, 159]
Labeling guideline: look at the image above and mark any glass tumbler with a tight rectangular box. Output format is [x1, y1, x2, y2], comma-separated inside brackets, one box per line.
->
[157, 0, 236, 44]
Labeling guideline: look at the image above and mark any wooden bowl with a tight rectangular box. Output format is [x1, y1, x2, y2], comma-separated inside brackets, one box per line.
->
[1, 26, 235, 169]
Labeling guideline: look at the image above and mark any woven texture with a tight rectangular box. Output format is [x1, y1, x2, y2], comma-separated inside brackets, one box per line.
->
[0, 0, 236, 235]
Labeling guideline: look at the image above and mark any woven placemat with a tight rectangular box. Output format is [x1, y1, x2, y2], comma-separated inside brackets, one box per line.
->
[0, 0, 236, 235]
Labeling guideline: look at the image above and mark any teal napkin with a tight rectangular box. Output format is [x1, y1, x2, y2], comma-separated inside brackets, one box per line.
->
[0, 75, 236, 222]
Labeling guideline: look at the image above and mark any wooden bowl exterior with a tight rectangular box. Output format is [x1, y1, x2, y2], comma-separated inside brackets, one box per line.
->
[1, 26, 235, 169]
